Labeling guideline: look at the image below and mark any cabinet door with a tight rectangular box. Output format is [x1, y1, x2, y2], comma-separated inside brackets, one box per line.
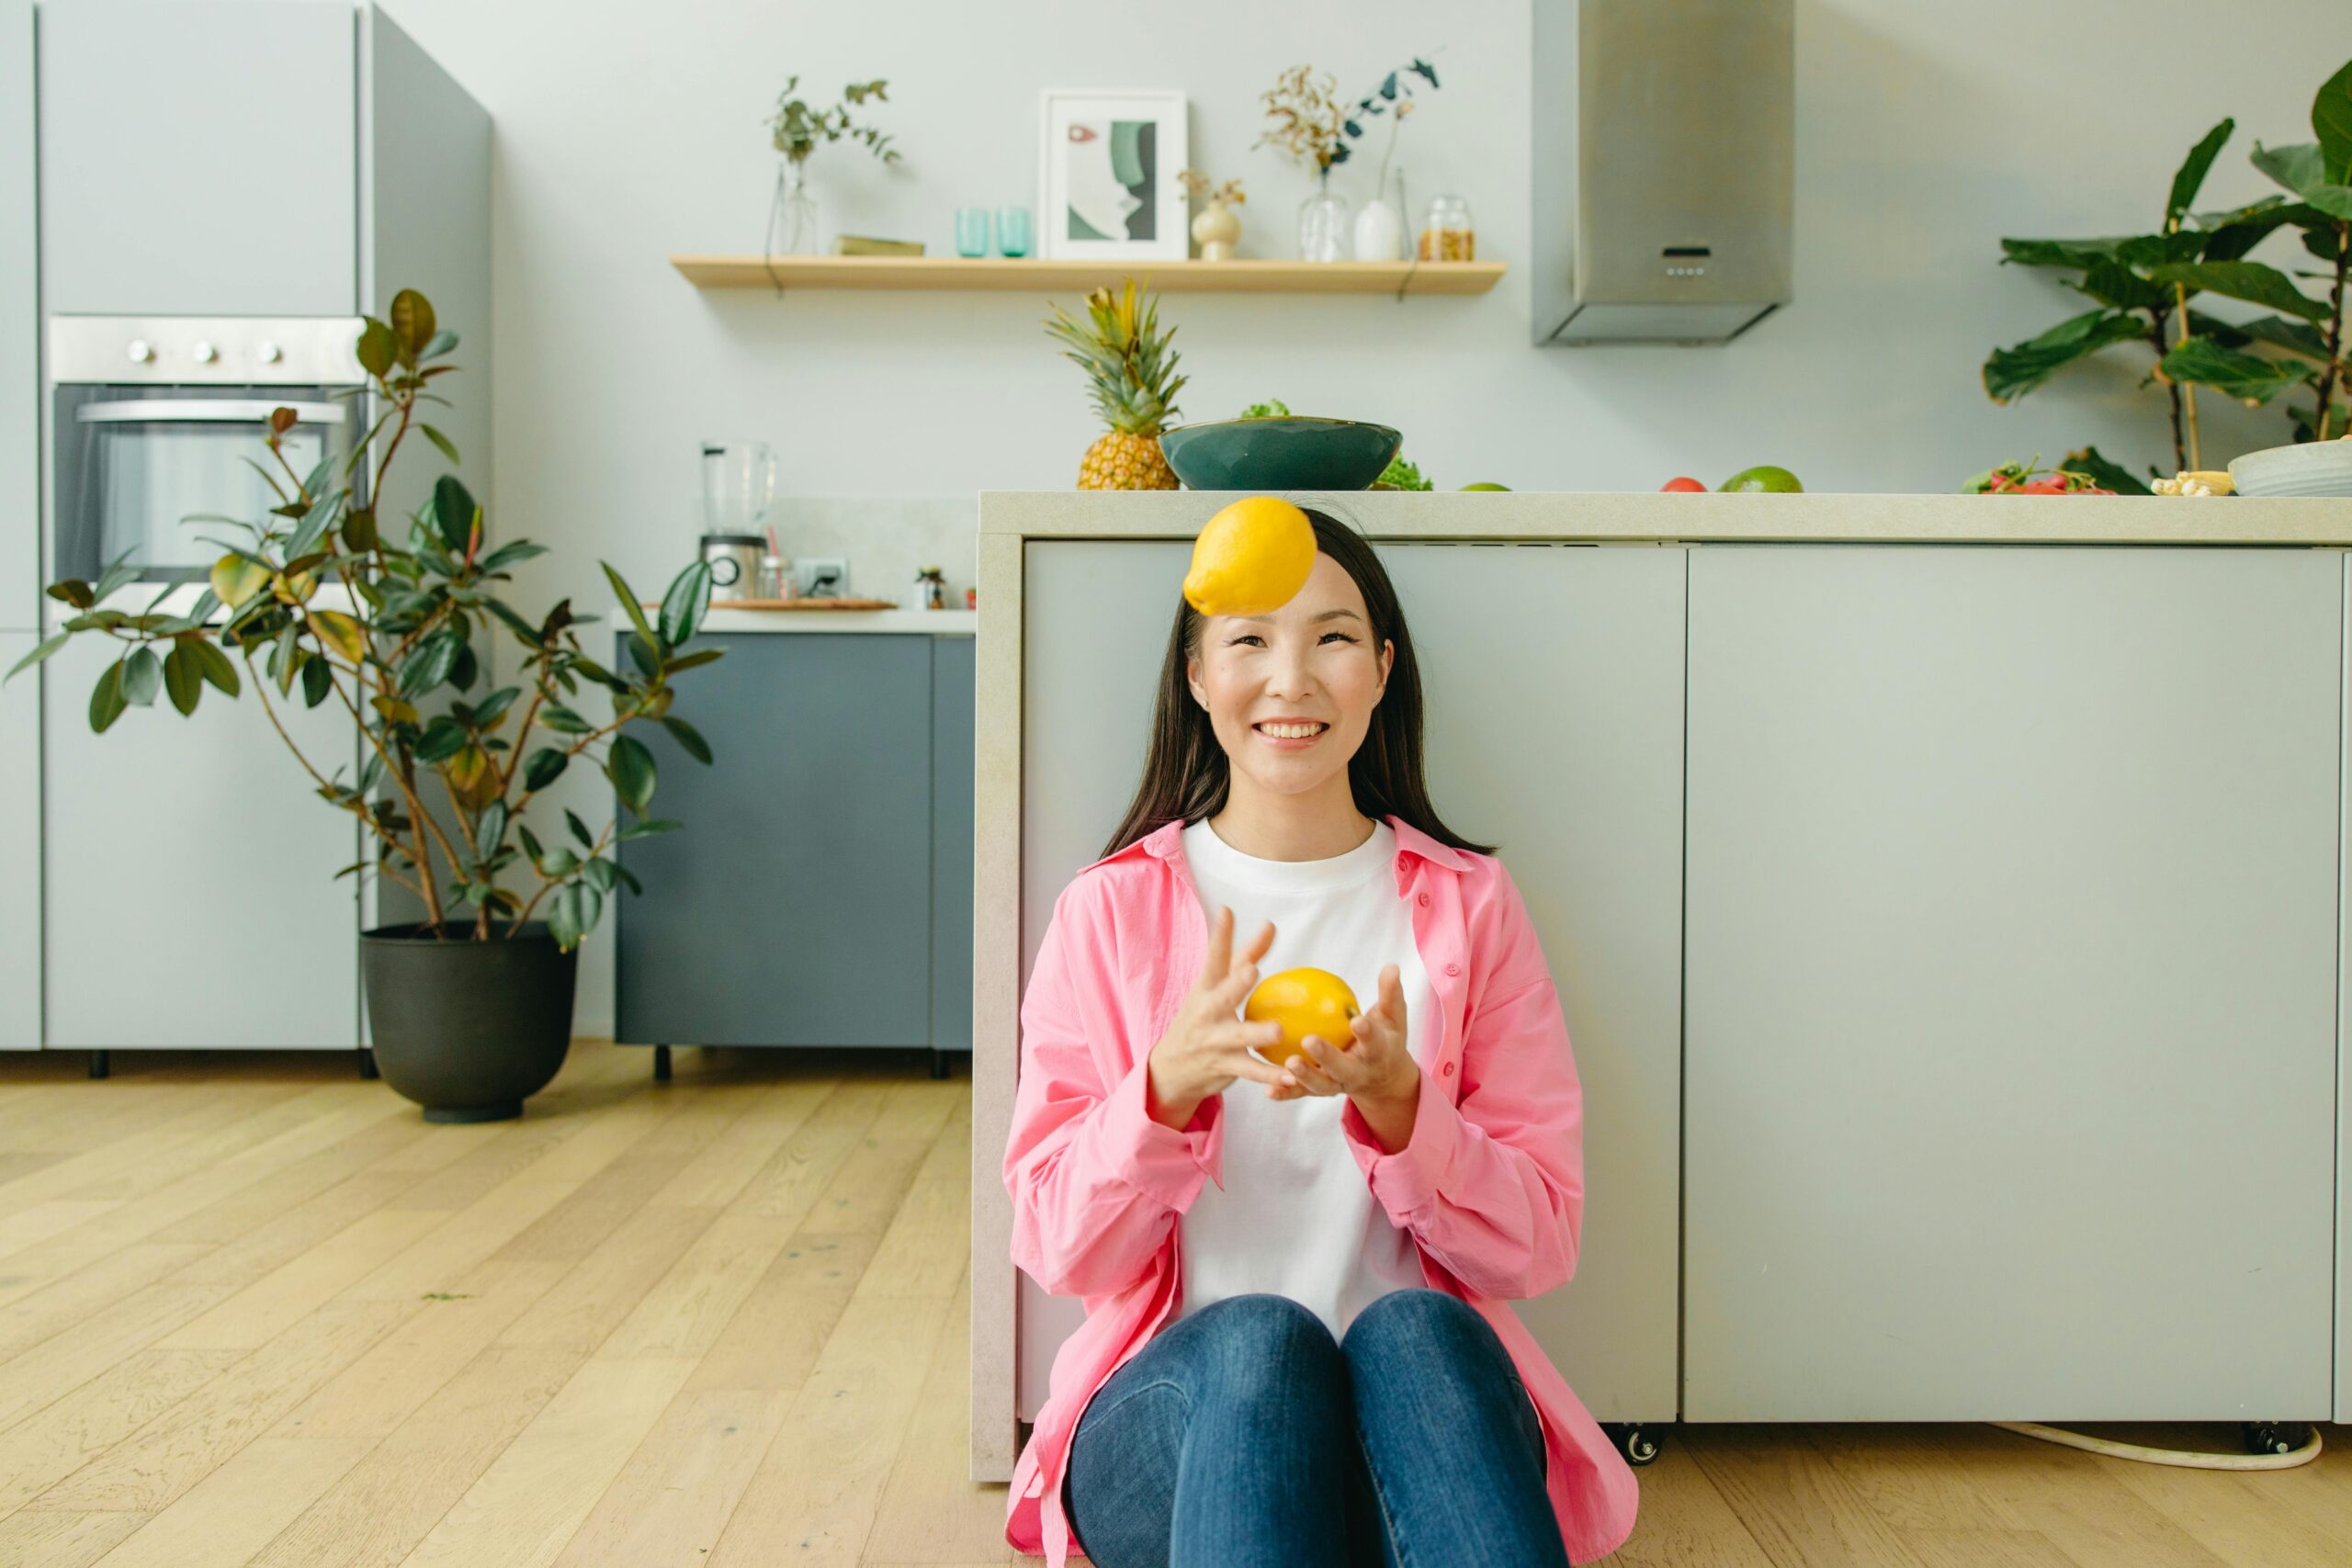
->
[43, 632, 358, 1047]
[616, 634, 933, 1047]
[1685, 545, 2339, 1420]
[37, 1, 356, 315]
[1380, 542, 1683, 1424]
[932, 635, 975, 1054]
[0, 630, 35, 1049]
[2, 0, 32, 620]
[1014, 540, 1685, 1425]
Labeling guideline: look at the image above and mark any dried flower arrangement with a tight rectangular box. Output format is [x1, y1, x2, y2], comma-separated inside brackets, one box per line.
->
[1253, 65, 1350, 178]
[1178, 168, 1248, 208]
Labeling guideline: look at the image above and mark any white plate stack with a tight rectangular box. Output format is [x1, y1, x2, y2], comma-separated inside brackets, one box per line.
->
[2228, 439, 2352, 498]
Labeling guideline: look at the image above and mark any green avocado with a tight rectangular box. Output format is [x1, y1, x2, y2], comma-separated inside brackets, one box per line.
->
[1719, 465, 1803, 493]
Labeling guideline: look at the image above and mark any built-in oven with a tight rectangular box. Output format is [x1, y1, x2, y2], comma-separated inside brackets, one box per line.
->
[48, 316, 368, 589]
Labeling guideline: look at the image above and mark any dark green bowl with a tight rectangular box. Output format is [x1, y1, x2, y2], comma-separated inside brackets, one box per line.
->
[1157, 416, 1403, 491]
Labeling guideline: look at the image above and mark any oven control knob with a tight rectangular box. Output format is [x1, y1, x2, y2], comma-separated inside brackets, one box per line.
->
[191, 341, 219, 365]
[126, 339, 155, 365]
[255, 341, 282, 366]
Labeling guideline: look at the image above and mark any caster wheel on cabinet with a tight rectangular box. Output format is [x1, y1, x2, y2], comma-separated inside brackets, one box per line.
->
[653, 1044, 672, 1082]
[2242, 1421, 2314, 1456]
[358, 1048, 379, 1079]
[1600, 1422, 1665, 1466]
[88, 1049, 109, 1080]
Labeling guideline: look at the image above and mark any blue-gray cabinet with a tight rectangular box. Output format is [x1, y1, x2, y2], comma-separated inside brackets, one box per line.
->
[616, 631, 974, 1067]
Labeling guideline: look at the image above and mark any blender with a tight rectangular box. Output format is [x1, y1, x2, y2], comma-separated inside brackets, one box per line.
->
[699, 441, 776, 601]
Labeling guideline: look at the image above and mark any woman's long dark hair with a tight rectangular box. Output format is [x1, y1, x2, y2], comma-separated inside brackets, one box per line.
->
[1100, 506, 1497, 861]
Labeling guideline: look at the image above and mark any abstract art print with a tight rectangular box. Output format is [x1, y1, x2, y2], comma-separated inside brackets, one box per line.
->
[1037, 90, 1189, 262]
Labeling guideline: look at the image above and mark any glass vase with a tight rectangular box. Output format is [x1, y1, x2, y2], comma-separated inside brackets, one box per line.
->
[766, 157, 821, 257]
[1297, 169, 1351, 263]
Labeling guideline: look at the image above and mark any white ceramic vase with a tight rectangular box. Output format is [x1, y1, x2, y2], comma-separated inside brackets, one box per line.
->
[1353, 197, 1403, 264]
[1193, 199, 1241, 262]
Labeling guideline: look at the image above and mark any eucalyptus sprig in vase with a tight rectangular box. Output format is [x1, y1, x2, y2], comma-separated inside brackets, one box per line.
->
[765, 74, 902, 257]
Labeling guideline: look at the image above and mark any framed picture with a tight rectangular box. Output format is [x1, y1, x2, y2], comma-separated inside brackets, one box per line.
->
[1036, 89, 1189, 262]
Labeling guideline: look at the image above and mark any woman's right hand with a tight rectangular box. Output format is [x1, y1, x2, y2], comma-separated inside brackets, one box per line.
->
[1146, 904, 1295, 1129]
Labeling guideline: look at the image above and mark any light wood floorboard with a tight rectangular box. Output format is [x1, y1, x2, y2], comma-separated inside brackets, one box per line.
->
[0, 1040, 2343, 1565]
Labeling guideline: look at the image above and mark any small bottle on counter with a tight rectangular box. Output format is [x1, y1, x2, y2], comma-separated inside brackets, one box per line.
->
[916, 565, 947, 610]
[758, 553, 793, 600]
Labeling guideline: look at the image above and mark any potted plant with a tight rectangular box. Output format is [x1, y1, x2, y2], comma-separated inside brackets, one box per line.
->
[765, 74, 902, 257]
[1981, 56, 2351, 475]
[5, 290, 723, 1122]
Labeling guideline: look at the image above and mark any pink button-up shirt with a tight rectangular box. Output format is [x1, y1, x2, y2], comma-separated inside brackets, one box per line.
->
[1002, 812, 1640, 1564]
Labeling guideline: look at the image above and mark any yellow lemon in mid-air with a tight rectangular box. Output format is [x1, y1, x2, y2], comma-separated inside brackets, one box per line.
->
[1244, 967, 1360, 1066]
[1183, 496, 1317, 617]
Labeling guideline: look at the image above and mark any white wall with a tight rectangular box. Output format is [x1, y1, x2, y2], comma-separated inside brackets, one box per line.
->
[360, 0, 2348, 1033]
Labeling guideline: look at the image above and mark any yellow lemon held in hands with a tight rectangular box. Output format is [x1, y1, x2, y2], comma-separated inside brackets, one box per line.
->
[1183, 496, 1317, 617]
[1244, 967, 1360, 1066]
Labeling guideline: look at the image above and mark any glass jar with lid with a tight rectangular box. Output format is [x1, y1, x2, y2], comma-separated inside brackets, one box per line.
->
[1417, 194, 1476, 262]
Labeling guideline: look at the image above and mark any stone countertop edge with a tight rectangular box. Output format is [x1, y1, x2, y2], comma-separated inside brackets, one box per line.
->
[977, 489, 2352, 546]
[619, 606, 976, 634]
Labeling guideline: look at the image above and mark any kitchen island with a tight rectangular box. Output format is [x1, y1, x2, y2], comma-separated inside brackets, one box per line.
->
[969, 488, 2352, 1480]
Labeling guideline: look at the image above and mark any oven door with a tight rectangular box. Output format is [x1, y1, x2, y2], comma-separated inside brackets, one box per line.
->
[53, 387, 361, 586]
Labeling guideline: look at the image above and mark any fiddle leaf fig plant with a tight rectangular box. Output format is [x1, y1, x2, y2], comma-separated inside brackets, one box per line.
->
[4, 288, 722, 951]
[1983, 57, 2352, 468]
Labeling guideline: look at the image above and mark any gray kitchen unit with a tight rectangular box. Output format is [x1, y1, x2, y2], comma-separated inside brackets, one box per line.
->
[969, 491, 2352, 1481]
[28, 2, 488, 1065]
[1010, 538, 1684, 1440]
[3, 0, 36, 1053]
[616, 623, 976, 1080]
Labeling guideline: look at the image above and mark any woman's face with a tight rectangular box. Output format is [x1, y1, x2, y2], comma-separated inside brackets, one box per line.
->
[1186, 550, 1395, 801]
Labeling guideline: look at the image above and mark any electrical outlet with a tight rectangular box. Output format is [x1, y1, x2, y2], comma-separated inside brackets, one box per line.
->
[796, 558, 848, 597]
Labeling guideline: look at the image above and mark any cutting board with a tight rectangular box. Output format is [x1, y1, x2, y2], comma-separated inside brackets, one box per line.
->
[643, 596, 899, 611]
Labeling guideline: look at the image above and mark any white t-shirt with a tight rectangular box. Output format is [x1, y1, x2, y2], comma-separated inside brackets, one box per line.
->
[1174, 817, 1440, 1340]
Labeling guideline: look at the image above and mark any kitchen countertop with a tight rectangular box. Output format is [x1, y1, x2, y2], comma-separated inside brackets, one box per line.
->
[979, 489, 2352, 546]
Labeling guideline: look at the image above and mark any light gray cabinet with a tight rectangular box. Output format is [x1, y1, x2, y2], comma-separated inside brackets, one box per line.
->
[2, 0, 32, 623]
[0, 630, 35, 1051]
[36, 0, 357, 316]
[42, 633, 359, 1048]
[1014, 539, 1685, 1426]
[1683, 545, 2340, 1421]
[2339, 554, 2352, 1426]
[616, 632, 973, 1053]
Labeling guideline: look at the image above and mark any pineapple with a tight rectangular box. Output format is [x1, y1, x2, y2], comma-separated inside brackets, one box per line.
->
[1045, 279, 1188, 490]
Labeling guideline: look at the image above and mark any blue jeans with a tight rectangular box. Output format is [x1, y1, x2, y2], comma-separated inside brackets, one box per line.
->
[1061, 1290, 1566, 1568]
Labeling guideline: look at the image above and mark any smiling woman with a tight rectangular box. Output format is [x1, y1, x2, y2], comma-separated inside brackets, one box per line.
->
[1001, 506, 1637, 1566]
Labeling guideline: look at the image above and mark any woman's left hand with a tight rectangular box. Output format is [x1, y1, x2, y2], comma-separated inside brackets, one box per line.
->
[1269, 963, 1419, 1110]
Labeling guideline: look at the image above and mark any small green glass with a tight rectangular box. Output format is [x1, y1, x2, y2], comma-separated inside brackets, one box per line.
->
[954, 208, 991, 258]
[996, 206, 1033, 258]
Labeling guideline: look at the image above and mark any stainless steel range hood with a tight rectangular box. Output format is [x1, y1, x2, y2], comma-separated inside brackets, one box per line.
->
[1532, 0, 1794, 345]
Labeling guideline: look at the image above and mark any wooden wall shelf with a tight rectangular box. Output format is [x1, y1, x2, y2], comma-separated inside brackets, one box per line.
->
[668, 254, 1506, 296]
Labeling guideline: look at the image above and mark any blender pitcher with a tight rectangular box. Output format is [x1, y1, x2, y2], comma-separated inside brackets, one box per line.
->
[699, 441, 777, 536]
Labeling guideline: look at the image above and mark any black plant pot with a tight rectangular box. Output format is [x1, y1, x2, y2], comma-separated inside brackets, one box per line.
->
[360, 921, 577, 1122]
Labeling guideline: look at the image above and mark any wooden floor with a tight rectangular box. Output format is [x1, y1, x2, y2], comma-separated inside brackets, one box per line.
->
[0, 1040, 2344, 1568]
